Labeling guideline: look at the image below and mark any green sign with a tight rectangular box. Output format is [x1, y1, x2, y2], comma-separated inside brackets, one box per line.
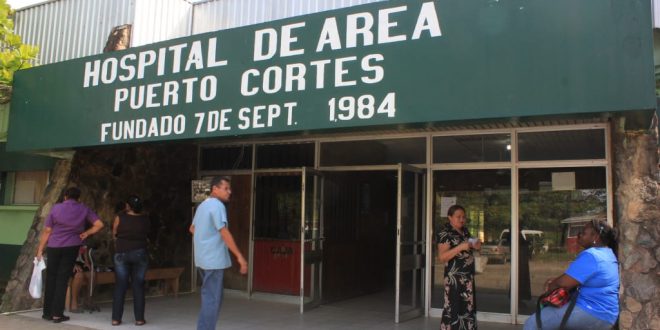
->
[7, 0, 655, 151]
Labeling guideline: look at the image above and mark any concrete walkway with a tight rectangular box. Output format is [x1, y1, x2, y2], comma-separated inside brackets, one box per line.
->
[3, 291, 524, 330]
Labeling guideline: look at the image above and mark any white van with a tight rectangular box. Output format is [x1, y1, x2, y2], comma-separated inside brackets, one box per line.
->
[481, 229, 548, 263]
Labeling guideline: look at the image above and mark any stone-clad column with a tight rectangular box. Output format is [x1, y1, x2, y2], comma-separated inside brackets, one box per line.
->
[613, 116, 660, 330]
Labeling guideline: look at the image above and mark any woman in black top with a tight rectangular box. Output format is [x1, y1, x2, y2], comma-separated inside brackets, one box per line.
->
[111, 195, 149, 326]
[436, 205, 482, 330]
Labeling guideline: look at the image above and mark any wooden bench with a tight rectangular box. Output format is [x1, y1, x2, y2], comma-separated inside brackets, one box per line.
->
[93, 267, 184, 297]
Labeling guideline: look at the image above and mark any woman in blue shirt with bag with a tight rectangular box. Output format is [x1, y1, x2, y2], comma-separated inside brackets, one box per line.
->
[524, 219, 619, 330]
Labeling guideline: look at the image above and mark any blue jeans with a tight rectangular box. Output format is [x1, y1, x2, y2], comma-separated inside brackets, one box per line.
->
[523, 303, 614, 330]
[112, 248, 148, 322]
[197, 268, 225, 330]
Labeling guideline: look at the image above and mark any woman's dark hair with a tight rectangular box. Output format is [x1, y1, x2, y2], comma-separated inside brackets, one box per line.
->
[589, 219, 618, 257]
[114, 200, 127, 214]
[447, 204, 466, 217]
[64, 187, 81, 200]
[126, 195, 143, 213]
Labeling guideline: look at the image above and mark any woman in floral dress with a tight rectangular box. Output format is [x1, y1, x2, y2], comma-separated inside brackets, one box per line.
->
[437, 205, 481, 330]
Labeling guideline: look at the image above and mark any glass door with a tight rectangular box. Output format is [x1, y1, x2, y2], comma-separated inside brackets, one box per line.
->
[395, 164, 426, 323]
[431, 169, 512, 317]
[300, 167, 324, 313]
[517, 167, 607, 318]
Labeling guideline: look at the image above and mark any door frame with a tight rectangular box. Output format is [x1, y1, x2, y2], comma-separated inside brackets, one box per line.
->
[395, 164, 426, 323]
[300, 167, 324, 313]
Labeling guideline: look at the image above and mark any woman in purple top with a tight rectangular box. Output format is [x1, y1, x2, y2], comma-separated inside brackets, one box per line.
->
[36, 187, 104, 323]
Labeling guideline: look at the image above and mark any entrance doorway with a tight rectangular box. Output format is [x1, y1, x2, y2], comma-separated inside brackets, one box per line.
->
[322, 166, 425, 323]
[251, 166, 425, 323]
[322, 171, 397, 306]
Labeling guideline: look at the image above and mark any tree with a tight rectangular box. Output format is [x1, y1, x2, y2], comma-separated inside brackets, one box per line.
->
[0, 0, 38, 104]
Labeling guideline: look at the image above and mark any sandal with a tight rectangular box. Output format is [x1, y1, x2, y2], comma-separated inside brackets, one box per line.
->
[52, 315, 70, 323]
[69, 307, 84, 313]
[135, 320, 146, 326]
[112, 320, 122, 326]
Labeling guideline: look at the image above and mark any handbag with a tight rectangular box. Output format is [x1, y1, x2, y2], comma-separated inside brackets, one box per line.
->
[29, 257, 47, 299]
[540, 287, 572, 307]
[535, 287, 578, 330]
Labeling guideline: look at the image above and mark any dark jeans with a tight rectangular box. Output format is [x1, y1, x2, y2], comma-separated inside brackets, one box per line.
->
[112, 248, 148, 322]
[43, 245, 79, 318]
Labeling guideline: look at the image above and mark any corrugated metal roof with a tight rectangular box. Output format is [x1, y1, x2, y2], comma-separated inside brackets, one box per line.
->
[191, 0, 385, 34]
[132, 0, 192, 47]
[14, 0, 135, 65]
[13, 0, 386, 63]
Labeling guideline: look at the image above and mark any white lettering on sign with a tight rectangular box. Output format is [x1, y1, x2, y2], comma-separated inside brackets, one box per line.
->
[346, 13, 374, 48]
[239, 54, 384, 96]
[328, 92, 396, 122]
[315, 3, 439, 53]
[253, 22, 306, 61]
[317, 17, 342, 52]
[91, 1, 443, 144]
[378, 6, 408, 44]
[192, 102, 297, 134]
[84, 37, 228, 87]
[113, 75, 218, 112]
[119, 54, 136, 81]
[237, 102, 297, 130]
[412, 2, 442, 39]
[100, 115, 186, 142]
[254, 28, 278, 61]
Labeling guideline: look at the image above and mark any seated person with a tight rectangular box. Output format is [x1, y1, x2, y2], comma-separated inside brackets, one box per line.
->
[65, 245, 91, 313]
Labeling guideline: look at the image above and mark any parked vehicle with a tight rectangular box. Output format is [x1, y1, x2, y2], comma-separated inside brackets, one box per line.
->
[561, 214, 606, 253]
[481, 229, 548, 263]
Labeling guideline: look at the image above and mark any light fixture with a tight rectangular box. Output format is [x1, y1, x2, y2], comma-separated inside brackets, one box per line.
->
[506, 144, 511, 151]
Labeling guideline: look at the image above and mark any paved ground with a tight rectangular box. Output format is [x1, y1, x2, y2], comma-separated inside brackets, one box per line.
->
[1, 291, 524, 330]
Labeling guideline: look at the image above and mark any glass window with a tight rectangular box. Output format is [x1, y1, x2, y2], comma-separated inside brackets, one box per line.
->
[433, 134, 511, 163]
[252, 174, 306, 296]
[518, 167, 607, 315]
[518, 129, 605, 161]
[13, 171, 49, 204]
[320, 138, 426, 166]
[200, 145, 252, 171]
[256, 143, 314, 169]
[432, 169, 511, 313]
[253, 175, 301, 240]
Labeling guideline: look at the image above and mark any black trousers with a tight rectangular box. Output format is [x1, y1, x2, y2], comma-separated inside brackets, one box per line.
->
[43, 245, 79, 317]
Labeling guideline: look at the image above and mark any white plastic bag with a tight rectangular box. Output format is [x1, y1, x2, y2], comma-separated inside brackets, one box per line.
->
[29, 257, 46, 299]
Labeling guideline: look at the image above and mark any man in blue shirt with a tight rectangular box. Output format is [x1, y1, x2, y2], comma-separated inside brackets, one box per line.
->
[190, 176, 247, 330]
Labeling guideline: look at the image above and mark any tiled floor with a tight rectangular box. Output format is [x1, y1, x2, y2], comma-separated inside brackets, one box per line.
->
[10, 291, 523, 329]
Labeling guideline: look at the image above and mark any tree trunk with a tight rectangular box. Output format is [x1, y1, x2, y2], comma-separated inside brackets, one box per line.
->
[0, 158, 73, 312]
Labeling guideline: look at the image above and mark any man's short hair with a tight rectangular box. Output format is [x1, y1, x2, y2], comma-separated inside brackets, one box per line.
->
[64, 187, 81, 200]
[210, 176, 231, 188]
